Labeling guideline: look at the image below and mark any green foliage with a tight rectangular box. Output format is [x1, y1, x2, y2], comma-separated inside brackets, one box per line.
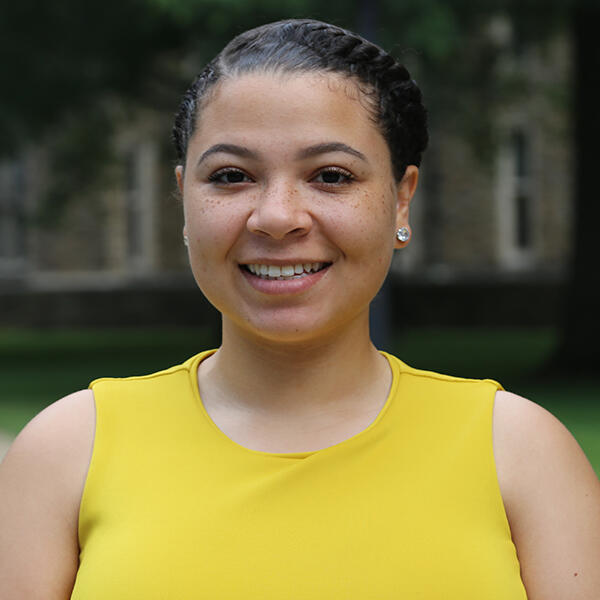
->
[146, 0, 309, 22]
[0, 0, 179, 155]
[379, 0, 461, 62]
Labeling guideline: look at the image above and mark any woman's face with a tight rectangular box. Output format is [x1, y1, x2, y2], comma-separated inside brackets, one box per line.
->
[177, 72, 418, 345]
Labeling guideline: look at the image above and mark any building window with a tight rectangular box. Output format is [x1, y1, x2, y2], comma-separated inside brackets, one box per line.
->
[125, 152, 143, 263]
[123, 141, 157, 274]
[511, 130, 533, 250]
[495, 127, 536, 269]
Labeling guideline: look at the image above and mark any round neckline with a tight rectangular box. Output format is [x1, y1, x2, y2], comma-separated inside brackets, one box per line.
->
[187, 349, 400, 459]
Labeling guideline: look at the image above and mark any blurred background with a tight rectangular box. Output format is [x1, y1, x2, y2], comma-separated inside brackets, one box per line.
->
[0, 0, 598, 469]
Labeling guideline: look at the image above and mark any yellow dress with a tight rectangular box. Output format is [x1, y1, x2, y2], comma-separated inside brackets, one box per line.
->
[71, 351, 527, 599]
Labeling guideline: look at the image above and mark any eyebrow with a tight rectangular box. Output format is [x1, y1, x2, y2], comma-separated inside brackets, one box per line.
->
[196, 141, 368, 166]
[296, 142, 368, 163]
[197, 143, 257, 166]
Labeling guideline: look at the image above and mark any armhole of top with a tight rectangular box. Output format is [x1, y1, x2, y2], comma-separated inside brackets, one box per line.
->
[490, 389, 517, 539]
[76, 387, 98, 551]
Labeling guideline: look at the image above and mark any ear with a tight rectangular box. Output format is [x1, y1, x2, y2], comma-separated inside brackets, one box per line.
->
[175, 165, 185, 195]
[394, 165, 419, 248]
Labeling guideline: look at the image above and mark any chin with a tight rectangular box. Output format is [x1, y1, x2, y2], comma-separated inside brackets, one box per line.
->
[227, 304, 367, 347]
[243, 318, 327, 345]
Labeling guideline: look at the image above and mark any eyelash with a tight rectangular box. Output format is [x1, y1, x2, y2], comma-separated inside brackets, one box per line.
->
[312, 167, 354, 186]
[206, 166, 355, 186]
[207, 168, 252, 185]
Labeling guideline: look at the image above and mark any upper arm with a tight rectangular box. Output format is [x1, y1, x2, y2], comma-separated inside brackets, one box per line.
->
[494, 390, 600, 600]
[0, 389, 95, 599]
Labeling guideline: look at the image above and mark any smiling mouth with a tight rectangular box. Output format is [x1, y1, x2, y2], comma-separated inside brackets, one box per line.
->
[241, 262, 331, 280]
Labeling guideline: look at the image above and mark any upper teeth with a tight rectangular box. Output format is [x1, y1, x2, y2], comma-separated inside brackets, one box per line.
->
[247, 263, 324, 278]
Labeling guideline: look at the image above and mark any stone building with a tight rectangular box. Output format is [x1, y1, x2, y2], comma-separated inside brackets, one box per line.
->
[394, 26, 572, 283]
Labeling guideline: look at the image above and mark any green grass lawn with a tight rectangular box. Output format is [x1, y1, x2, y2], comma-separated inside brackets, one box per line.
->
[0, 327, 216, 432]
[1, 327, 598, 474]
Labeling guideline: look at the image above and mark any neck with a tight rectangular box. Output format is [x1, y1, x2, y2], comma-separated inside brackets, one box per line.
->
[200, 313, 389, 417]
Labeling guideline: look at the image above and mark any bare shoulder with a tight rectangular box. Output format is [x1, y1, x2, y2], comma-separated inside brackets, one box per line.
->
[0, 389, 96, 599]
[2, 388, 96, 487]
[493, 390, 600, 600]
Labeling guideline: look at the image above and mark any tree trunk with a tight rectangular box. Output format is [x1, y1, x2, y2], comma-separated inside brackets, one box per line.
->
[552, 2, 600, 374]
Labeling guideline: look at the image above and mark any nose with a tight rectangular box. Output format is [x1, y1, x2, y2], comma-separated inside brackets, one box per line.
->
[246, 180, 312, 240]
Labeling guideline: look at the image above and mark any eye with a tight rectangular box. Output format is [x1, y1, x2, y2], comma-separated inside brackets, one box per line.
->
[208, 168, 253, 184]
[312, 167, 354, 185]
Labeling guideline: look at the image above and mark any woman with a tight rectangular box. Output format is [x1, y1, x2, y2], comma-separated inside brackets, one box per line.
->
[1, 19, 599, 599]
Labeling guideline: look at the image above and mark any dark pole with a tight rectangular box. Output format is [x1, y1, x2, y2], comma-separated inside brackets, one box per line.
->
[552, 1, 600, 375]
[356, 0, 391, 350]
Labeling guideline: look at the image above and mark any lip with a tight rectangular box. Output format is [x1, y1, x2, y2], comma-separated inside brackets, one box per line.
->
[240, 263, 331, 295]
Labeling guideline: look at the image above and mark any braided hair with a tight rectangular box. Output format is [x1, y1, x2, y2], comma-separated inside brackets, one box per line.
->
[173, 19, 428, 181]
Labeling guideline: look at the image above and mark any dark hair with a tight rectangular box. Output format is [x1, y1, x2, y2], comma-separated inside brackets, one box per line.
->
[172, 19, 428, 181]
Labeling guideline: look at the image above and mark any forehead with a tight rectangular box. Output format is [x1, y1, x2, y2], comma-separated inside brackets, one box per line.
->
[190, 72, 389, 162]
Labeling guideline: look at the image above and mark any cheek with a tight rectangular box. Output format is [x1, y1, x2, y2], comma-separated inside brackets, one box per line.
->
[344, 190, 397, 249]
[184, 197, 241, 249]
[183, 199, 247, 289]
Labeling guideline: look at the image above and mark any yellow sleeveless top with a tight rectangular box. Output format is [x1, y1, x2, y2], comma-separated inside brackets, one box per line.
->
[71, 351, 526, 599]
